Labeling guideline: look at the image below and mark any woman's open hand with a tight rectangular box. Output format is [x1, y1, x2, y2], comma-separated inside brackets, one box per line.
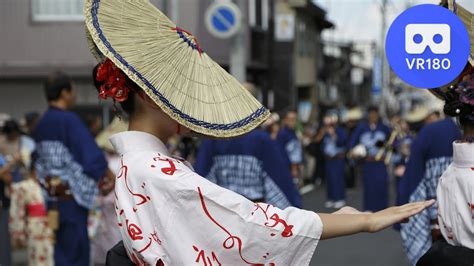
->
[319, 200, 435, 239]
[366, 200, 435, 233]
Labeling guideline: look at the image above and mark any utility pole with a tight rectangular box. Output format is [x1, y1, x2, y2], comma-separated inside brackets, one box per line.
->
[264, 0, 275, 107]
[159, 0, 167, 15]
[229, 0, 246, 83]
[159, 0, 177, 25]
[170, 0, 179, 24]
[380, 0, 388, 117]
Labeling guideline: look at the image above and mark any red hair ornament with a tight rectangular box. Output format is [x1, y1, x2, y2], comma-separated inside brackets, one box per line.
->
[96, 59, 130, 102]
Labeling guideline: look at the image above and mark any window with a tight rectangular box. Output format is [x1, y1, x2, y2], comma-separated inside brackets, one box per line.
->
[296, 19, 316, 57]
[249, 0, 269, 30]
[31, 0, 84, 22]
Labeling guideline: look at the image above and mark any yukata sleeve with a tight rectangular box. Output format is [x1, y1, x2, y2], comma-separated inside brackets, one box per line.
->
[426, 176, 439, 222]
[9, 182, 27, 245]
[336, 128, 348, 148]
[286, 138, 303, 164]
[66, 114, 108, 181]
[399, 130, 432, 265]
[261, 137, 301, 208]
[349, 124, 363, 149]
[175, 172, 322, 265]
[398, 131, 427, 206]
[263, 174, 292, 209]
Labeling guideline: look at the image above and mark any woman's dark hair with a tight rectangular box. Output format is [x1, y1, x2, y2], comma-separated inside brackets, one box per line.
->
[2, 119, 21, 135]
[92, 63, 137, 114]
[44, 72, 72, 102]
[442, 63, 474, 127]
[367, 105, 379, 113]
[24, 112, 40, 126]
[444, 92, 474, 126]
[443, 89, 474, 126]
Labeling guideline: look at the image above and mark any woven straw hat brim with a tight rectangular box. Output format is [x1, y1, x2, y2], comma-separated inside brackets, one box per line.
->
[430, 0, 474, 100]
[84, 0, 269, 138]
[449, 0, 474, 66]
[345, 108, 363, 121]
[405, 107, 430, 123]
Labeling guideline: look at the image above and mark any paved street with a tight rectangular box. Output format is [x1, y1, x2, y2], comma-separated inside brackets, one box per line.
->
[304, 185, 410, 266]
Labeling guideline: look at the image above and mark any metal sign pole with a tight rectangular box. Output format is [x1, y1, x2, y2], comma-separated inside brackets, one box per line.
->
[380, 0, 388, 117]
[205, 0, 244, 81]
[229, 0, 246, 83]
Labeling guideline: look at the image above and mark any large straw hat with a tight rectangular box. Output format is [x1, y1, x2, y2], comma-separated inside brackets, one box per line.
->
[0, 113, 11, 128]
[323, 110, 339, 124]
[344, 107, 363, 122]
[450, 0, 474, 66]
[430, 0, 474, 99]
[84, 0, 269, 138]
[261, 113, 280, 129]
[405, 106, 430, 123]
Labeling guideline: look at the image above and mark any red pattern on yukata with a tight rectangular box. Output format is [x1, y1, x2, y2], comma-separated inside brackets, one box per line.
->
[443, 223, 455, 240]
[252, 203, 294, 238]
[193, 245, 222, 266]
[126, 219, 144, 240]
[468, 202, 474, 219]
[151, 231, 162, 245]
[151, 154, 180, 176]
[117, 158, 151, 211]
[197, 187, 275, 266]
[116, 159, 163, 258]
[117, 207, 162, 255]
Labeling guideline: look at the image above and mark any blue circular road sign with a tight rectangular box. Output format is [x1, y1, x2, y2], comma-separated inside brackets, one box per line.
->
[205, 1, 242, 39]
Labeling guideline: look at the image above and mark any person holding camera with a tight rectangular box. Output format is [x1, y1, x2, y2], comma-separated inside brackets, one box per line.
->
[318, 112, 347, 209]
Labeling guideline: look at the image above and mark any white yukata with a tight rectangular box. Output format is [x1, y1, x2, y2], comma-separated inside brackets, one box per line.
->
[437, 142, 474, 249]
[109, 131, 323, 265]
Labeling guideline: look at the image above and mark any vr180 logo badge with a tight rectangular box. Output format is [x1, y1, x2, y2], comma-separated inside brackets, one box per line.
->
[405, 24, 451, 70]
[386, 4, 469, 89]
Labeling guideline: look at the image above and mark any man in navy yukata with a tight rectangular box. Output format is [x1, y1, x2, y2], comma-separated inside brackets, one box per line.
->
[320, 112, 348, 209]
[398, 118, 461, 265]
[277, 111, 304, 183]
[194, 128, 302, 209]
[34, 72, 111, 266]
[349, 106, 391, 212]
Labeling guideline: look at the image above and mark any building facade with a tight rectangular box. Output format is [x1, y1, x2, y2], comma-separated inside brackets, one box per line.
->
[1, 0, 277, 120]
[1, 0, 333, 124]
[272, 0, 332, 121]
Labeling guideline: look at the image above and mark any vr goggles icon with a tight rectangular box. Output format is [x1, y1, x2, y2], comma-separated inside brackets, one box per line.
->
[405, 24, 451, 54]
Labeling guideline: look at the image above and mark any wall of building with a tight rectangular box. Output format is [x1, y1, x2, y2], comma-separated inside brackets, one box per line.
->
[0, 0, 256, 75]
[0, 0, 264, 119]
[0, 77, 102, 120]
[0, 0, 165, 77]
[273, 0, 330, 113]
[272, 0, 297, 110]
[0, 0, 94, 77]
[294, 16, 317, 87]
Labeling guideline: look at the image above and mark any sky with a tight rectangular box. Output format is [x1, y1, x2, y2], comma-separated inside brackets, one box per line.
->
[312, 0, 474, 67]
[313, 0, 473, 44]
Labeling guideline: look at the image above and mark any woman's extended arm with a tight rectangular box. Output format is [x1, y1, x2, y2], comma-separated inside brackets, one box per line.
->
[319, 200, 435, 239]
